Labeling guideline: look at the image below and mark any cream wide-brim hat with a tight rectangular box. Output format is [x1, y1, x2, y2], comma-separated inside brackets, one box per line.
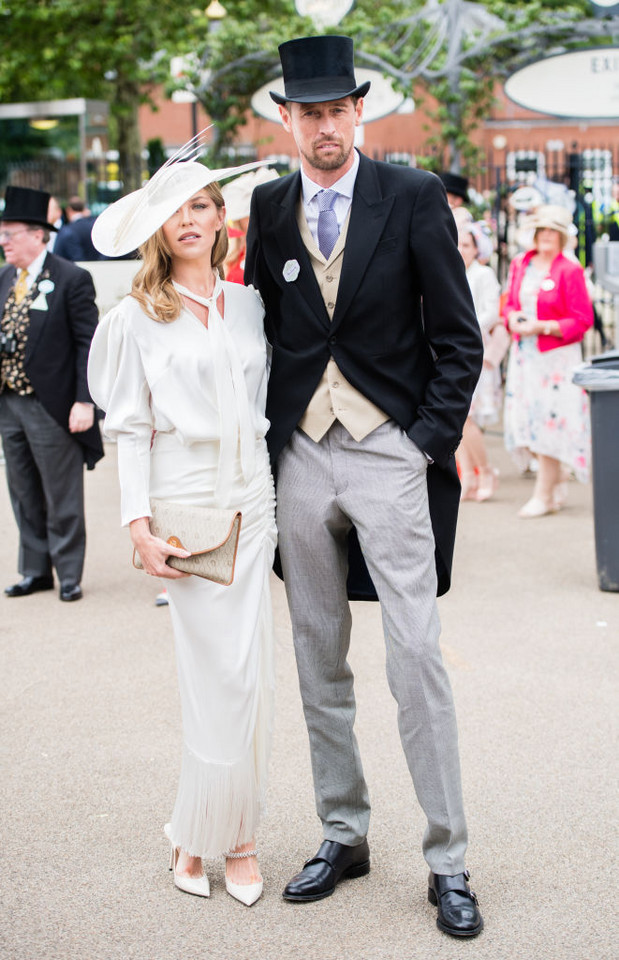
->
[522, 203, 573, 245]
[221, 167, 279, 223]
[92, 158, 271, 258]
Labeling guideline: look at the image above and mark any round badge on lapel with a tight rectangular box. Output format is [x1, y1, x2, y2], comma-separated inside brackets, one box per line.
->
[541, 279, 555, 292]
[39, 280, 55, 294]
[283, 259, 300, 283]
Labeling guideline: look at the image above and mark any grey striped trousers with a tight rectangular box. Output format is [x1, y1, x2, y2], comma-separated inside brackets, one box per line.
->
[276, 420, 468, 874]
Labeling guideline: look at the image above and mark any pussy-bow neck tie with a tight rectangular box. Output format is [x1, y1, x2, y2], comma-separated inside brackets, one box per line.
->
[173, 276, 256, 503]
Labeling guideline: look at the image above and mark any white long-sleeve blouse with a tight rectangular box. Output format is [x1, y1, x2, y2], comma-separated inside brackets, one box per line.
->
[87, 280, 269, 526]
[465, 258, 500, 339]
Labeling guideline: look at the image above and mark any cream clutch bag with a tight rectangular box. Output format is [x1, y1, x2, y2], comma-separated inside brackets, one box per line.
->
[133, 499, 242, 586]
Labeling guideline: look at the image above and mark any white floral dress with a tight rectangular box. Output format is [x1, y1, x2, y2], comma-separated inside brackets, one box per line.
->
[503, 263, 590, 481]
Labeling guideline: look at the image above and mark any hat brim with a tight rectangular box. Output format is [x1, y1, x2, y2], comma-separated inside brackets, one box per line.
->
[446, 188, 468, 201]
[439, 174, 469, 202]
[523, 216, 572, 235]
[522, 204, 573, 237]
[269, 80, 370, 106]
[0, 214, 57, 232]
[91, 159, 271, 258]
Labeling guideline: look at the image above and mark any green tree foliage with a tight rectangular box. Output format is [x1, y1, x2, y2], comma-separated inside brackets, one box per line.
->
[174, 0, 612, 170]
[0, 0, 199, 190]
[410, 0, 610, 171]
[168, 1, 309, 163]
[0, 0, 614, 187]
[167, 0, 412, 163]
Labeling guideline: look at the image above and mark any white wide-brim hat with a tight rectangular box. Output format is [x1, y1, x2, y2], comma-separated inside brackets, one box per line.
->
[523, 203, 574, 236]
[509, 185, 544, 212]
[92, 157, 270, 258]
[221, 167, 279, 223]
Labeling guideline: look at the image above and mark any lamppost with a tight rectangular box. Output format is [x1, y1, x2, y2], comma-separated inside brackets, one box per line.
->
[189, 1, 228, 141]
[491, 134, 507, 279]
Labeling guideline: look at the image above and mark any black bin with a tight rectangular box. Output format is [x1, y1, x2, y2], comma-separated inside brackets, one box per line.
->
[573, 350, 619, 592]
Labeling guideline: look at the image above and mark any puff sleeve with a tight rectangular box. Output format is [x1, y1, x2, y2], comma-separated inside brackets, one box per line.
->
[87, 304, 153, 526]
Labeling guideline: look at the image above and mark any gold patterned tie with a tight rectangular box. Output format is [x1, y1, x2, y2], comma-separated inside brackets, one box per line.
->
[13, 269, 28, 304]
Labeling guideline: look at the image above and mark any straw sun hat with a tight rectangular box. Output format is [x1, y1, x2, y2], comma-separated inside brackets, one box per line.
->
[91, 134, 271, 258]
[522, 204, 573, 238]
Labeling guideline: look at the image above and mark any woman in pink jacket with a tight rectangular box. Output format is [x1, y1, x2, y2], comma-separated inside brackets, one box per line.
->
[503, 205, 593, 517]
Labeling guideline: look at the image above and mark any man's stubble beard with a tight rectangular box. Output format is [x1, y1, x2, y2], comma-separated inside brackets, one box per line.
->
[302, 140, 352, 172]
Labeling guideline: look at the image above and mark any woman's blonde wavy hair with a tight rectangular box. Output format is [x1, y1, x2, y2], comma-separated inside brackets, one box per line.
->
[130, 182, 229, 324]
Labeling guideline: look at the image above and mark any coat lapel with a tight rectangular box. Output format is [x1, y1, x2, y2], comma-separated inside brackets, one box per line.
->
[268, 172, 331, 329]
[332, 154, 395, 329]
[25, 253, 54, 363]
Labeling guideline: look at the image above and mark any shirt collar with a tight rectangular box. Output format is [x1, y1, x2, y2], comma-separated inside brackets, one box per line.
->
[25, 249, 47, 281]
[301, 149, 360, 204]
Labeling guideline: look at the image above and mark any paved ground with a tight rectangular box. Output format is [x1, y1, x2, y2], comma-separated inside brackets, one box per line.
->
[1, 429, 616, 960]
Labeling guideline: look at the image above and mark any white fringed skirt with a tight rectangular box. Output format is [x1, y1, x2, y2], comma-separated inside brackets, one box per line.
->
[149, 432, 277, 858]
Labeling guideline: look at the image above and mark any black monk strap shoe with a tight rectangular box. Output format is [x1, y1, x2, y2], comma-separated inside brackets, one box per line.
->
[428, 870, 483, 938]
[5, 575, 54, 598]
[59, 582, 82, 602]
[283, 839, 370, 902]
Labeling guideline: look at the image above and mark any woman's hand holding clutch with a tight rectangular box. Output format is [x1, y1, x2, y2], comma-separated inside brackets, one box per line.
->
[129, 517, 191, 578]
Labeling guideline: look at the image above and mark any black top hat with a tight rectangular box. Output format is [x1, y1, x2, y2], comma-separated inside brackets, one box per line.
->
[270, 35, 371, 106]
[439, 172, 469, 202]
[0, 186, 57, 231]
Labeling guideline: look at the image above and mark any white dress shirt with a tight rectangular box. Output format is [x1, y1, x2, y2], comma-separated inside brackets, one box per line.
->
[300, 149, 360, 249]
[23, 249, 47, 289]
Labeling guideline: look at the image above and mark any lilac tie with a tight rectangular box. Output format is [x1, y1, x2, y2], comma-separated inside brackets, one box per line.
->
[316, 189, 339, 259]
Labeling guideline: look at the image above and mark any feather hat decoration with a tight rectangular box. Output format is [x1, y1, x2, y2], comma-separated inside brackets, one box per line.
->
[91, 129, 271, 258]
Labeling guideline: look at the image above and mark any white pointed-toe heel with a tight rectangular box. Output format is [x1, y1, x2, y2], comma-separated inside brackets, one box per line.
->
[164, 823, 210, 898]
[225, 849, 263, 906]
[225, 876, 263, 906]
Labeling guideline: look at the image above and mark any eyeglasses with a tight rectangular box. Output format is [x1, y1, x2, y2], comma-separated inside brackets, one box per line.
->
[0, 228, 30, 242]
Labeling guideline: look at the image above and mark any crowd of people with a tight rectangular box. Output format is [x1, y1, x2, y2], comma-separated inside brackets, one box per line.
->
[0, 31, 603, 941]
[436, 170, 595, 516]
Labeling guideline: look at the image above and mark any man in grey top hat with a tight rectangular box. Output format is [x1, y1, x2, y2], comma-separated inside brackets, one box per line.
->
[0, 186, 103, 602]
[245, 35, 484, 937]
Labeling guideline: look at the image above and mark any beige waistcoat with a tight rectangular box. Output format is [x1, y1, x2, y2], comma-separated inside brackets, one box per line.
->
[296, 202, 388, 443]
